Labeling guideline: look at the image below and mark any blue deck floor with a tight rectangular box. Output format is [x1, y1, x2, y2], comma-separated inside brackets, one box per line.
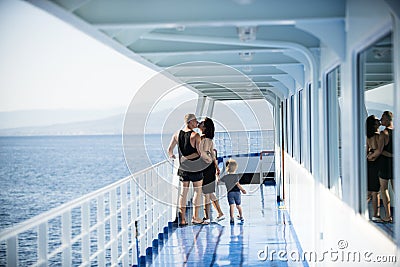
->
[140, 183, 308, 267]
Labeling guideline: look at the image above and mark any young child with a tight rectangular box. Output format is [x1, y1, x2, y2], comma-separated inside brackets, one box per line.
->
[220, 159, 247, 224]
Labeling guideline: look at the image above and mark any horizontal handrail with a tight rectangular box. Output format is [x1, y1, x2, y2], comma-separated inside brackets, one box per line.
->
[0, 160, 170, 241]
[0, 159, 178, 266]
[215, 129, 273, 133]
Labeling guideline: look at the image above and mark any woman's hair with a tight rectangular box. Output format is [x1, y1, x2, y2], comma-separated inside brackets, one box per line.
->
[225, 159, 238, 173]
[366, 115, 378, 138]
[202, 117, 215, 139]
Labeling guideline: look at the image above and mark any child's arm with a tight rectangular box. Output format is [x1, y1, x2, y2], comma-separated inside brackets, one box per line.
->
[236, 182, 247, 194]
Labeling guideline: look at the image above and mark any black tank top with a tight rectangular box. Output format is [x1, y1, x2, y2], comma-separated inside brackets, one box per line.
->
[383, 128, 393, 154]
[178, 130, 197, 156]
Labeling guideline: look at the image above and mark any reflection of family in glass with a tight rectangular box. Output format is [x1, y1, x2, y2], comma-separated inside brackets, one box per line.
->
[168, 114, 246, 226]
[366, 111, 394, 223]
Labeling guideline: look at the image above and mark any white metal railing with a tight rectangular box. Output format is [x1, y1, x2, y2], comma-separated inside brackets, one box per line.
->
[0, 159, 179, 267]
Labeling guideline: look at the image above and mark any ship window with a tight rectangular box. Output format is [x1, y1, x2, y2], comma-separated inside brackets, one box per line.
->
[290, 95, 295, 157]
[298, 89, 303, 164]
[307, 83, 312, 173]
[326, 67, 342, 198]
[285, 99, 289, 154]
[358, 32, 394, 238]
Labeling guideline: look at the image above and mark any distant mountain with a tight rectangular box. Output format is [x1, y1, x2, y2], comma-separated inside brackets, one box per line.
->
[0, 114, 125, 136]
[0, 108, 126, 129]
[0, 100, 275, 136]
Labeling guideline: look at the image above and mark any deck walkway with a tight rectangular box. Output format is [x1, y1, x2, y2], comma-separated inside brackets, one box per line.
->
[141, 183, 308, 266]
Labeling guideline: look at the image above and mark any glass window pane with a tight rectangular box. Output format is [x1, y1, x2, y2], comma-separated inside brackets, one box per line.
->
[358, 33, 394, 238]
[326, 67, 342, 197]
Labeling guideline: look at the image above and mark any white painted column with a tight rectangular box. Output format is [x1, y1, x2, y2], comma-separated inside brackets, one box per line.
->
[195, 95, 207, 117]
[206, 99, 215, 117]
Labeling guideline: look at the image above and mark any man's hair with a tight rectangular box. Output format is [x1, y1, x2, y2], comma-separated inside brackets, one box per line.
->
[225, 159, 238, 173]
[383, 111, 393, 122]
[184, 113, 196, 124]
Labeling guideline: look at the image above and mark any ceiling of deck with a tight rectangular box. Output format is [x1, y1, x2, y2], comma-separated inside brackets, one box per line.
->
[30, 0, 348, 102]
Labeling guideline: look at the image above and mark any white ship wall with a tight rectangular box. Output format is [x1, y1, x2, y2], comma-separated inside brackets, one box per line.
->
[283, 0, 399, 266]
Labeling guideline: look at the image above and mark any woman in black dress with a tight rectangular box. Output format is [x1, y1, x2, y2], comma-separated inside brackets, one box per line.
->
[366, 115, 383, 222]
[199, 118, 225, 222]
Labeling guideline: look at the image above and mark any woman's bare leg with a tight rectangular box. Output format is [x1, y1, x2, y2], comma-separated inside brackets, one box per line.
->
[210, 193, 224, 217]
[371, 191, 380, 218]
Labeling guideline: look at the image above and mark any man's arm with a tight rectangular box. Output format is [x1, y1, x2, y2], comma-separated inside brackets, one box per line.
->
[194, 132, 202, 154]
[168, 133, 178, 159]
[368, 134, 384, 161]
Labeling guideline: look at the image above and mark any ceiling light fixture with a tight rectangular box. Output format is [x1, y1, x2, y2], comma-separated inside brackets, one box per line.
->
[176, 25, 185, 32]
[239, 52, 254, 61]
[242, 66, 253, 73]
[237, 26, 257, 42]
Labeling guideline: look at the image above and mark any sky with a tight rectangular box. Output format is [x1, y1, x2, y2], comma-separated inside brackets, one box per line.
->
[0, 0, 274, 133]
[0, 0, 157, 112]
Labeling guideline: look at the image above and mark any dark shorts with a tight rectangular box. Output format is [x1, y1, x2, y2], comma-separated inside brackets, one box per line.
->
[180, 172, 203, 182]
[227, 191, 241, 205]
[379, 155, 393, 180]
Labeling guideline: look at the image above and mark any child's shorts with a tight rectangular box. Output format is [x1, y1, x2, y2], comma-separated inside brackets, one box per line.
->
[227, 191, 241, 205]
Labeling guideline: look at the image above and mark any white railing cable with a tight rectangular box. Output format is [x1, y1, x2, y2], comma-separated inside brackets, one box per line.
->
[0, 159, 177, 267]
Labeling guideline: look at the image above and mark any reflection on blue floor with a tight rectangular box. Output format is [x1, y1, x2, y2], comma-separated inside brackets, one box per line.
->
[141, 184, 307, 267]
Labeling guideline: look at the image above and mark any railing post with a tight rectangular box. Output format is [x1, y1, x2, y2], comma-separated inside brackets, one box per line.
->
[120, 183, 129, 267]
[81, 202, 90, 265]
[110, 189, 118, 264]
[38, 222, 48, 267]
[139, 174, 146, 258]
[129, 178, 138, 265]
[6, 236, 17, 267]
[61, 212, 71, 266]
[97, 194, 105, 266]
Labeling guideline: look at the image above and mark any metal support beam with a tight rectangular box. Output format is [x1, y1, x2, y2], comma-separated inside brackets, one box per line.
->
[195, 96, 207, 117]
[206, 99, 215, 117]
[296, 19, 346, 60]
[269, 82, 288, 99]
[277, 65, 305, 89]
[272, 75, 296, 96]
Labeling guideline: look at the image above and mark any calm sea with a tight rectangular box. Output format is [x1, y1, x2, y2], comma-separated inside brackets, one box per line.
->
[0, 131, 273, 232]
[0, 135, 169, 231]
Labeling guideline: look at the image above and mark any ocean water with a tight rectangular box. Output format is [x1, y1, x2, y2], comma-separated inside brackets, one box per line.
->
[0, 131, 273, 265]
[0, 131, 274, 232]
[0, 135, 169, 231]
